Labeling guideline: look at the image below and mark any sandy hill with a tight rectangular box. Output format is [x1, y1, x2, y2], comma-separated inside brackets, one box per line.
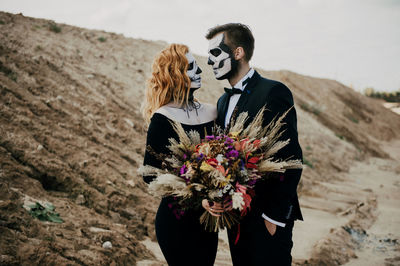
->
[1, 12, 399, 265]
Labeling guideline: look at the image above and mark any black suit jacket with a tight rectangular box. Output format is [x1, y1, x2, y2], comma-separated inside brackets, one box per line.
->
[217, 70, 303, 222]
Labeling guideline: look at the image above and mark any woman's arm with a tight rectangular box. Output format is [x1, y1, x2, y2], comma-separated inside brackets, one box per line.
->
[142, 114, 173, 183]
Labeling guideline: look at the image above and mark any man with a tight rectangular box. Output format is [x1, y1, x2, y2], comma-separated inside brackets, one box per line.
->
[205, 23, 303, 265]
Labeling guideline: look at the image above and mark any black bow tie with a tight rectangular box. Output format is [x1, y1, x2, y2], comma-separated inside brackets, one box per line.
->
[224, 87, 243, 96]
[224, 76, 251, 96]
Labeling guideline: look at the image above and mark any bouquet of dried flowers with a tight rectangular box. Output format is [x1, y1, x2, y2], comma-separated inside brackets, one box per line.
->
[139, 107, 302, 232]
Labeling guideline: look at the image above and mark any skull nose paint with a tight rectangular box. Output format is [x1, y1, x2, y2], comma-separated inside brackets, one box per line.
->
[207, 58, 213, 65]
[196, 67, 202, 74]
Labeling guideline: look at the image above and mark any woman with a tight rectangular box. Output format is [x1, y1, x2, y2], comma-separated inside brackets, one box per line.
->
[142, 44, 218, 265]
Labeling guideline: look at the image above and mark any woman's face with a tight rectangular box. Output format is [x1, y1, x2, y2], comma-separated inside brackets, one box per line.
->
[186, 52, 202, 89]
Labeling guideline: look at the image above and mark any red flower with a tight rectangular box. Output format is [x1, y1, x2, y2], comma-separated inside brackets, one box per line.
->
[235, 183, 253, 216]
[241, 193, 252, 216]
[207, 158, 218, 167]
[245, 156, 260, 169]
[252, 139, 261, 148]
[248, 157, 260, 164]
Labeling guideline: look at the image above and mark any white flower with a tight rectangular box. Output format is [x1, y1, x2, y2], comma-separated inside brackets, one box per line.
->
[232, 192, 245, 211]
[216, 154, 224, 164]
[222, 183, 232, 193]
[208, 189, 223, 199]
[198, 143, 211, 156]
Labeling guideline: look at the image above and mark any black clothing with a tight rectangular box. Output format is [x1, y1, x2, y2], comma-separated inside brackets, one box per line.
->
[224, 87, 244, 96]
[227, 212, 294, 266]
[155, 196, 218, 266]
[217, 70, 303, 265]
[143, 113, 218, 266]
[217, 70, 303, 223]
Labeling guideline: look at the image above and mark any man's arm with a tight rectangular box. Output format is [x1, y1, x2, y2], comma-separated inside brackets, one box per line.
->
[258, 82, 303, 223]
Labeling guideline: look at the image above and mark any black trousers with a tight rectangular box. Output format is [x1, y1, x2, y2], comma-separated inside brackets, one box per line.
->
[155, 197, 218, 266]
[227, 211, 294, 266]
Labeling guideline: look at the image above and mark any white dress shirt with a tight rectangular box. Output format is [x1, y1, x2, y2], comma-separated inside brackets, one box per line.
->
[224, 68, 255, 127]
[225, 68, 286, 228]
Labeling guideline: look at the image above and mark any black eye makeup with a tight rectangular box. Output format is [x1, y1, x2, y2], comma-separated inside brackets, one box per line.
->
[210, 48, 222, 57]
[196, 66, 202, 74]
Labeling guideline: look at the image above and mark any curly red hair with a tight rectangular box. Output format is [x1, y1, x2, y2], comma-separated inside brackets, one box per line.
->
[142, 44, 191, 122]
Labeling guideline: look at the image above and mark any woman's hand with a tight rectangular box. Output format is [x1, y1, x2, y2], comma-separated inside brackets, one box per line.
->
[202, 199, 232, 217]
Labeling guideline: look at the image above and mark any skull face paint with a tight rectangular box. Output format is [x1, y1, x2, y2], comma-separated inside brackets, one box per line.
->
[207, 33, 237, 80]
[186, 52, 202, 89]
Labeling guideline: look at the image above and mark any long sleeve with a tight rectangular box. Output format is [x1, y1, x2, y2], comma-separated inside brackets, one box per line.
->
[142, 114, 174, 184]
[256, 82, 303, 222]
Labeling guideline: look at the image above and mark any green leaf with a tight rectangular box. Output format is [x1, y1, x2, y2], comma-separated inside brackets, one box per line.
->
[45, 203, 55, 211]
[27, 201, 64, 223]
[47, 213, 64, 223]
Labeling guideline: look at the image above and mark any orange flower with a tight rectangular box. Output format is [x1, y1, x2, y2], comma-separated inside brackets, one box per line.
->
[234, 141, 241, 151]
[216, 165, 229, 176]
[207, 158, 218, 167]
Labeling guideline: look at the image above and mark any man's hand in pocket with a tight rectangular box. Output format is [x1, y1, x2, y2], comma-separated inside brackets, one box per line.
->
[264, 219, 277, 236]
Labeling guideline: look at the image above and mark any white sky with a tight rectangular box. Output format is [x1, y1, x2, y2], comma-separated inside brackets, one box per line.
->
[1, 0, 399, 92]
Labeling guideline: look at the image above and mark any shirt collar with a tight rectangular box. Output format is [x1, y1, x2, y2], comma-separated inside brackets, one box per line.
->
[233, 68, 255, 91]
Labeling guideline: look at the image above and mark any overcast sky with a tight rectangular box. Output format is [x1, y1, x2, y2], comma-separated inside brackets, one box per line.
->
[1, 0, 399, 92]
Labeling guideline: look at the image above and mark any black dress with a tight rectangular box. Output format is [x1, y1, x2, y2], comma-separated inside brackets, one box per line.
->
[143, 112, 218, 266]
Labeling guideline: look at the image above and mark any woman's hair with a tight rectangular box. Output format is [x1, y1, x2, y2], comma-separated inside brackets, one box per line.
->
[142, 43, 191, 122]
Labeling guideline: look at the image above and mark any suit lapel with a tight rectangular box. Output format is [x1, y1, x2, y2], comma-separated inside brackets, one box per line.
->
[235, 71, 261, 115]
[217, 94, 230, 127]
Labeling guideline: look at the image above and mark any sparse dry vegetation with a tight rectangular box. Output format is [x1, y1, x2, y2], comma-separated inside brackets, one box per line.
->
[364, 87, 400, 102]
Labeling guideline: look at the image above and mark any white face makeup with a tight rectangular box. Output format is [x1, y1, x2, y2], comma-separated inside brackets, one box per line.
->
[186, 52, 202, 89]
[207, 33, 233, 80]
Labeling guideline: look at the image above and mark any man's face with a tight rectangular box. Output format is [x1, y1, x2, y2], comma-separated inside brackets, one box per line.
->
[186, 52, 202, 89]
[207, 33, 236, 80]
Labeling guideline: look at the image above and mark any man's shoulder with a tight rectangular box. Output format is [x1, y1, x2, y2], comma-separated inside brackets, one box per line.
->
[252, 74, 293, 105]
[258, 72, 290, 91]
[258, 75, 288, 90]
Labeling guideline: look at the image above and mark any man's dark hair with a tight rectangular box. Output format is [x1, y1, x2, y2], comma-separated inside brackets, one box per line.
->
[206, 23, 255, 62]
